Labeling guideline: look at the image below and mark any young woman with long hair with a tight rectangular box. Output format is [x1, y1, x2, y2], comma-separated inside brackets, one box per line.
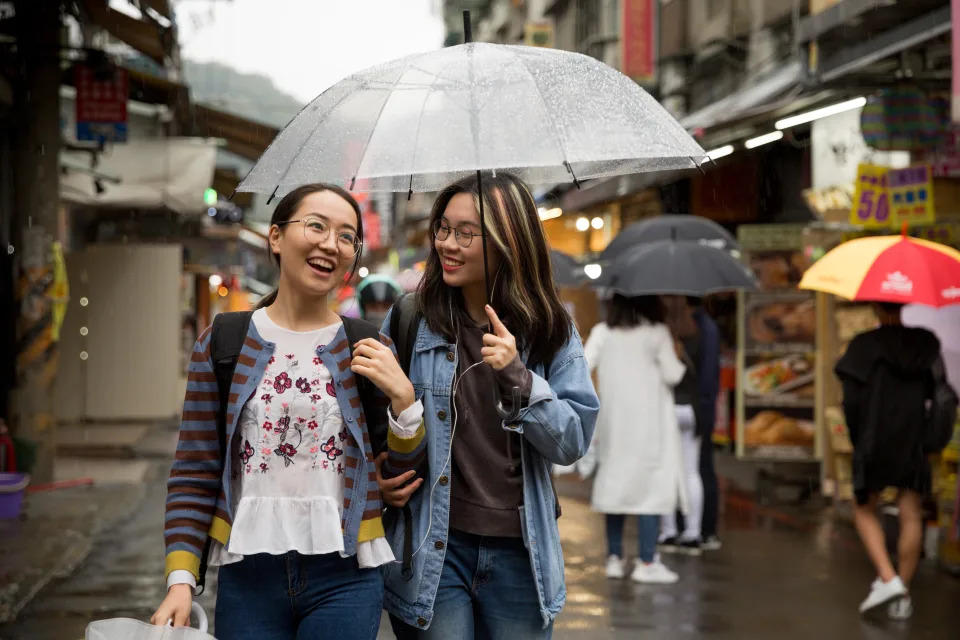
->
[583, 294, 687, 584]
[378, 173, 599, 639]
[152, 184, 425, 640]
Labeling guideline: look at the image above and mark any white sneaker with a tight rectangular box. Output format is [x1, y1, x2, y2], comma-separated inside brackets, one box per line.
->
[605, 555, 626, 579]
[888, 596, 913, 620]
[631, 560, 679, 584]
[701, 535, 723, 551]
[859, 576, 907, 614]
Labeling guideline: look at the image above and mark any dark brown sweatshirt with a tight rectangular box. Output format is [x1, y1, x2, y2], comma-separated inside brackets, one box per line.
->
[448, 325, 532, 538]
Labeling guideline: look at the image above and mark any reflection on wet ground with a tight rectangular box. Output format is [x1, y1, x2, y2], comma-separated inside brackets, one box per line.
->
[2, 466, 957, 639]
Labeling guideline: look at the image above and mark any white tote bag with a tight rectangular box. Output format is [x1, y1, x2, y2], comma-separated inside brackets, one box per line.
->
[86, 602, 215, 640]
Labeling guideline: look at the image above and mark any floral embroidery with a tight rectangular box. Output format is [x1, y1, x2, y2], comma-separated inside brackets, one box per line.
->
[296, 377, 312, 393]
[313, 357, 321, 366]
[338, 426, 348, 442]
[326, 381, 336, 398]
[286, 353, 295, 360]
[275, 442, 297, 466]
[273, 372, 293, 395]
[308, 420, 318, 430]
[259, 462, 268, 472]
[263, 420, 273, 432]
[260, 393, 273, 404]
[275, 415, 291, 436]
[310, 394, 322, 403]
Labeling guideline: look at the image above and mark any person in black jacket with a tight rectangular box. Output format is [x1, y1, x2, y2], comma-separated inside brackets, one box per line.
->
[835, 302, 942, 620]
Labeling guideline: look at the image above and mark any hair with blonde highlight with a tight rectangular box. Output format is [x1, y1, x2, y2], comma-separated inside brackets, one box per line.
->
[418, 173, 571, 367]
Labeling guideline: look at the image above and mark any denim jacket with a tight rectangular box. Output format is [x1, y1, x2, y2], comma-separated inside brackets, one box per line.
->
[380, 311, 599, 630]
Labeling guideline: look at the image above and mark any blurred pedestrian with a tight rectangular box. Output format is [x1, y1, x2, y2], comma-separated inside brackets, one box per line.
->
[584, 294, 687, 584]
[691, 297, 722, 551]
[357, 273, 403, 326]
[659, 296, 704, 556]
[835, 302, 948, 620]
[382, 173, 599, 639]
[153, 184, 424, 640]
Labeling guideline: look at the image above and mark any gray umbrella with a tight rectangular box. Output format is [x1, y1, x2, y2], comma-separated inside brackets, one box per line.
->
[599, 215, 738, 263]
[550, 250, 581, 287]
[597, 239, 757, 297]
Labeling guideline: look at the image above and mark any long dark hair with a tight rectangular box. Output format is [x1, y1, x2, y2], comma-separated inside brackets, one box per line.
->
[608, 294, 665, 328]
[257, 183, 364, 308]
[417, 173, 571, 367]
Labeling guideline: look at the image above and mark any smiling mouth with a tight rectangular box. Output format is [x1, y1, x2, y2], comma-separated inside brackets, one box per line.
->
[441, 255, 464, 272]
[307, 257, 336, 276]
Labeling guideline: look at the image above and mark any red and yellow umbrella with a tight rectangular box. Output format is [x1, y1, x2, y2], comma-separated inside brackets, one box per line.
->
[799, 233, 960, 307]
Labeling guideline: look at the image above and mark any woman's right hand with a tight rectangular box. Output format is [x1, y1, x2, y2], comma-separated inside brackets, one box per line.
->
[151, 584, 193, 627]
[375, 452, 423, 507]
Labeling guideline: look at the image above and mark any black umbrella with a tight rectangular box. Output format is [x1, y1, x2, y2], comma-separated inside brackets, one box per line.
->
[597, 239, 757, 296]
[600, 215, 738, 263]
[550, 250, 582, 287]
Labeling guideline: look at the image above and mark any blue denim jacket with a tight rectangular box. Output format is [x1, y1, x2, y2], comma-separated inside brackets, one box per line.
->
[380, 311, 599, 630]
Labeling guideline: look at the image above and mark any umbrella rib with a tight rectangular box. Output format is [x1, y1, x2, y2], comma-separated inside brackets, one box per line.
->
[264, 86, 361, 195]
[348, 69, 411, 190]
[405, 56, 462, 194]
[506, 49, 571, 168]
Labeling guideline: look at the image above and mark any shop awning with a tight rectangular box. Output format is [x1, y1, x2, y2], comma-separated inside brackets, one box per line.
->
[79, 0, 172, 65]
[60, 137, 218, 215]
[191, 105, 279, 162]
[680, 61, 804, 133]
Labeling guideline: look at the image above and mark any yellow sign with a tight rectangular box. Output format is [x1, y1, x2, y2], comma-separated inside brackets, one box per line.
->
[888, 165, 936, 227]
[524, 21, 554, 48]
[849, 164, 891, 228]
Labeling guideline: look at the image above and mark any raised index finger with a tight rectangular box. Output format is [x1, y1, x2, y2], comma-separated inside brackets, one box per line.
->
[484, 305, 508, 337]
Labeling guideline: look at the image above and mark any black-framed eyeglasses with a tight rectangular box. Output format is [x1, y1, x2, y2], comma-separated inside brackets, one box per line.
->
[433, 219, 483, 248]
[279, 217, 362, 257]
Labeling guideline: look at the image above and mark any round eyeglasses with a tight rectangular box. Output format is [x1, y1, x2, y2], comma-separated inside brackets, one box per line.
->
[279, 217, 362, 257]
[433, 219, 483, 248]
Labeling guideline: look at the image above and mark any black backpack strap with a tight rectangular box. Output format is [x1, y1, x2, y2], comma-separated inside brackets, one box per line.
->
[197, 310, 252, 593]
[390, 293, 420, 375]
[342, 316, 383, 453]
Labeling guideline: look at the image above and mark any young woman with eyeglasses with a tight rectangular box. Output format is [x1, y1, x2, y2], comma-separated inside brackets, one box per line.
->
[152, 184, 425, 640]
[377, 173, 599, 639]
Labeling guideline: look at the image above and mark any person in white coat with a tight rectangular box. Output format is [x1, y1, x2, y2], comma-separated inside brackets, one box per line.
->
[583, 295, 688, 584]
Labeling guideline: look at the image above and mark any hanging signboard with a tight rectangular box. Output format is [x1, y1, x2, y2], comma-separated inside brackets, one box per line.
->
[888, 165, 936, 227]
[524, 21, 554, 48]
[75, 63, 129, 143]
[849, 164, 891, 228]
[621, 0, 656, 85]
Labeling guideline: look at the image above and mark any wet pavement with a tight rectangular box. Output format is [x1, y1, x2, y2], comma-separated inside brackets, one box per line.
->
[2, 453, 959, 639]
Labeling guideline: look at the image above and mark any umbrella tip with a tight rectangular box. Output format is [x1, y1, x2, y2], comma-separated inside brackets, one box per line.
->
[901, 221, 908, 238]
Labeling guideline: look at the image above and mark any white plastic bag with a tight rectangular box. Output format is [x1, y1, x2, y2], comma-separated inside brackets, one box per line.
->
[86, 602, 215, 640]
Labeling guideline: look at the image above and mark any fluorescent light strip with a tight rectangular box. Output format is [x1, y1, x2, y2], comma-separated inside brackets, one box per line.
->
[745, 131, 784, 149]
[775, 97, 866, 130]
[706, 145, 734, 160]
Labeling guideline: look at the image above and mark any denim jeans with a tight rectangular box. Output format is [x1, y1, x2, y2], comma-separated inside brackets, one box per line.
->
[389, 529, 552, 640]
[605, 514, 660, 563]
[214, 551, 383, 640]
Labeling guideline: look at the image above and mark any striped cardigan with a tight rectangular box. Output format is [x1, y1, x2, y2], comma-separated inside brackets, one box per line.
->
[164, 318, 426, 582]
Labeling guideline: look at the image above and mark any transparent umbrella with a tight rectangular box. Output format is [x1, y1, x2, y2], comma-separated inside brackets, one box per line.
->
[236, 43, 707, 198]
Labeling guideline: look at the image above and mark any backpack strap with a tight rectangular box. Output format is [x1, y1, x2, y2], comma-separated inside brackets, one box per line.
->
[390, 293, 420, 375]
[341, 316, 383, 455]
[198, 310, 252, 593]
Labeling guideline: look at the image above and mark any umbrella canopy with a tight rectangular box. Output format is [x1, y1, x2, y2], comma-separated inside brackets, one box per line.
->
[597, 240, 757, 297]
[551, 250, 581, 287]
[599, 215, 738, 263]
[237, 42, 707, 197]
[799, 234, 960, 307]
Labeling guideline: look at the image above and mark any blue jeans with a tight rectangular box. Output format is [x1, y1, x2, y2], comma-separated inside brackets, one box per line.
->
[605, 514, 660, 563]
[214, 551, 383, 640]
[390, 529, 551, 640]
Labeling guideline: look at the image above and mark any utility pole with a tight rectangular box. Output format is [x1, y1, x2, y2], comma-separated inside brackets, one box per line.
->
[11, 0, 62, 483]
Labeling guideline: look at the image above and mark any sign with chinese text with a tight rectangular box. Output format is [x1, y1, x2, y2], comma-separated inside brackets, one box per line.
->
[849, 165, 891, 228]
[888, 165, 936, 227]
[75, 64, 128, 143]
[621, 0, 656, 84]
